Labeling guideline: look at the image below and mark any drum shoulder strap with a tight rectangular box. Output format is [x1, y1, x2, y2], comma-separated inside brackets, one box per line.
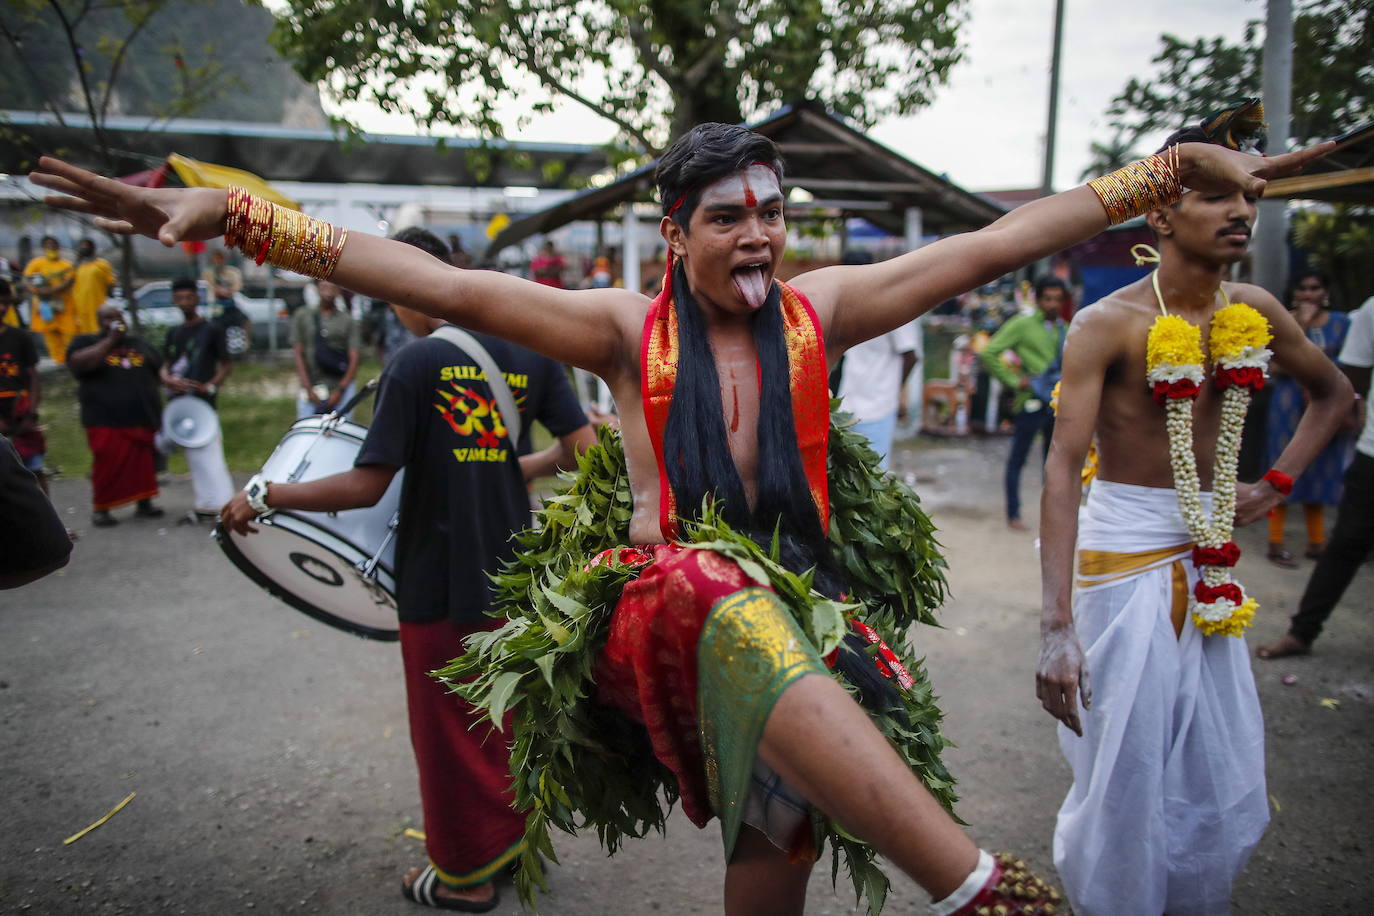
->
[429, 326, 522, 448]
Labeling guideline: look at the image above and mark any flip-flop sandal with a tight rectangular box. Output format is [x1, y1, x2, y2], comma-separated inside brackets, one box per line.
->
[402, 865, 500, 912]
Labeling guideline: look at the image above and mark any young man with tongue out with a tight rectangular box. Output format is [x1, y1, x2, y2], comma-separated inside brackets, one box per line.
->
[32, 121, 1326, 914]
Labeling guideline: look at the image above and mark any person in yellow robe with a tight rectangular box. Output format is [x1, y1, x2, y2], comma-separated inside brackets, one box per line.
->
[72, 239, 117, 335]
[23, 236, 76, 364]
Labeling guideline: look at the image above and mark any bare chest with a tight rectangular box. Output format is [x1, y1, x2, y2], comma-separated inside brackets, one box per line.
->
[614, 338, 764, 544]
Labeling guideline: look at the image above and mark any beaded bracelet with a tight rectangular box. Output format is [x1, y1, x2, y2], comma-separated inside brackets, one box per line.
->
[1087, 144, 1183, 226]
[222, 187, 346, 280]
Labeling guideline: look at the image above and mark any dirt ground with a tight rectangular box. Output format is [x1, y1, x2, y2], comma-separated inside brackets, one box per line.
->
[2, 435, 1370, 915]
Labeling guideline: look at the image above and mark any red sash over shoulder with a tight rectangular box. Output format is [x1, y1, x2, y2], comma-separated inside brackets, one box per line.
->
[640, 268, 831, 540]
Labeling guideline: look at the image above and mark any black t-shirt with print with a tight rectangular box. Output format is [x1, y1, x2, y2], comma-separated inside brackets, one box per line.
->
[66, 334, 163, 428]
[356, 328, 588, 624]
[164, 320, 228, 406]
[0, 325, 37, 424]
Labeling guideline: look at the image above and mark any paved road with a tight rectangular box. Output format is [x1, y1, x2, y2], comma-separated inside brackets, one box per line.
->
[2, 438, 1370, 914]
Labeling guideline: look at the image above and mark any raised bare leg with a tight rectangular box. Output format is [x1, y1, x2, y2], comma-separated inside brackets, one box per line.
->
[757, 673, 979, 901]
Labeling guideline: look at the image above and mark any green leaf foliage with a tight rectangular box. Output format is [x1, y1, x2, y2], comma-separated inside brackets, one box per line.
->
[1097, 0, 1372, 154]
[437, 410, 955, 913]
[1293, 205, 1374, 312]
[267, 0, 968, 153]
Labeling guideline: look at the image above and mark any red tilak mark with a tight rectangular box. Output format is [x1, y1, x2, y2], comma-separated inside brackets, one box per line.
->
[729, 386, 741, 433]
[743, 182, 756, 208]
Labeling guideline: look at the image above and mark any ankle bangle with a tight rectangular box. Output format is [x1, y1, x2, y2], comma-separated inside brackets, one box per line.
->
[930, 850, 995, 915]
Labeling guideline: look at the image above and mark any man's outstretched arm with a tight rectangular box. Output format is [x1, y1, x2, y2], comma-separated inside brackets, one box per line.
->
[29, 157, 636, 379]
[799, 140, 1333, 353]
[1036, 309, 1117, 737]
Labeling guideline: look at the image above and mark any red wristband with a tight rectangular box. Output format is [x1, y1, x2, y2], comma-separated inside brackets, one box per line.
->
[1262, 469, 1294, 497]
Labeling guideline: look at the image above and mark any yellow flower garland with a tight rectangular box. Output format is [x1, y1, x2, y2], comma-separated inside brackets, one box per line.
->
[1195, 596, 1258, 638]
[1210, 303, 1272, 363]
[1146, 315, 1203, 370]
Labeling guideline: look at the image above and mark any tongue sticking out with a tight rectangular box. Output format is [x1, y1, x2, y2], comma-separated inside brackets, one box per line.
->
[732, 267, 769, 309]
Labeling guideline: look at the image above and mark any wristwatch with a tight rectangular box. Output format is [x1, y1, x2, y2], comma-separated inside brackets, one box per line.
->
[244, 474, 274, 516]
[204, 383, 218, 397]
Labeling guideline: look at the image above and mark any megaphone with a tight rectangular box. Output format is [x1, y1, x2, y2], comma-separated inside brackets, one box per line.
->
[161, 395, 220, 449]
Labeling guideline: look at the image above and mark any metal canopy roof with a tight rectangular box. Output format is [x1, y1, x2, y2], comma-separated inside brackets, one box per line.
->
[483, 103, 1006, 258]
[0, 110, 609, 189]
[1262, 122, 1374, 204]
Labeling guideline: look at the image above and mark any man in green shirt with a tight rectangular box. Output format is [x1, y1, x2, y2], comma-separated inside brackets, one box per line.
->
[979, 277, 1068, 529]
[291, 279, 361, 418]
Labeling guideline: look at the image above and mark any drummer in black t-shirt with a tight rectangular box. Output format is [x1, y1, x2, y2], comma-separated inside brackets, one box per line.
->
[67, 305, 165, 526]
[220, 229, 596, 913]
[161, 277, 235, 518]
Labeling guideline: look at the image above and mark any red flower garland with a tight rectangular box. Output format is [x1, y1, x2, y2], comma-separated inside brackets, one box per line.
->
[1151, 378, 1202, 404]
[1214, 366, 1266, 391]
[1192, 541, 1241, 568]
[1195, 581, 1244, 605]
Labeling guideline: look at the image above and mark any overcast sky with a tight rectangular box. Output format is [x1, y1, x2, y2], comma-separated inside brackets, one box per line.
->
[332, 0, 1263, 193]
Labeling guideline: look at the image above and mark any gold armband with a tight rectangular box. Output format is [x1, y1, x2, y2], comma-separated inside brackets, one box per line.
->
[223, 187, 347, 280]
[1087, 144, 1182, 226]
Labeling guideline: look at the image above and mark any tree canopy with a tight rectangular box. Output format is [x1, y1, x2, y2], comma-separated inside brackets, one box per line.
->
[1096, 0, 1371, 160]
[268, 0, 968, 153]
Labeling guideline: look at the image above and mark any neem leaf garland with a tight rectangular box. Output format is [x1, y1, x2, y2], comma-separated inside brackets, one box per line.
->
[438, 409, 953, 914]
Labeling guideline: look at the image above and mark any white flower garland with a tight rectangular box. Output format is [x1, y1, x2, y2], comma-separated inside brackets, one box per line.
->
[1143, 270, 1273, 637]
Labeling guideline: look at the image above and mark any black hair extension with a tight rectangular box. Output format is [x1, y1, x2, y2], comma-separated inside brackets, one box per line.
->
[660, 260, 846, 599]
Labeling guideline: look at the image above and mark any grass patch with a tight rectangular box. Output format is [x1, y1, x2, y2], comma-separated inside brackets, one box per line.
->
[41, 355, 384, 478]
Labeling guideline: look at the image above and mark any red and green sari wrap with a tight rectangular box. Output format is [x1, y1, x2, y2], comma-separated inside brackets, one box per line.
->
[440, 279, 955, 914]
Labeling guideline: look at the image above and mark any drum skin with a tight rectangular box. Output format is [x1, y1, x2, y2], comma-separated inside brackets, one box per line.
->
[217, 416, 404, 641]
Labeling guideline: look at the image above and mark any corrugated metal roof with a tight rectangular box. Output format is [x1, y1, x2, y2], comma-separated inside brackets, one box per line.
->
[0, 110, 608, 188]
[483, 103, 1006, 257]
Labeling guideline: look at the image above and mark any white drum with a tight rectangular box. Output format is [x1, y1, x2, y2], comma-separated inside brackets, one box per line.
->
[217, 415, 404, 640]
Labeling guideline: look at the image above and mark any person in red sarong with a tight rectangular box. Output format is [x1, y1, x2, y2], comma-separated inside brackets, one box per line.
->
[67, 305, 165, 526]
[33, 121, 1327, 914]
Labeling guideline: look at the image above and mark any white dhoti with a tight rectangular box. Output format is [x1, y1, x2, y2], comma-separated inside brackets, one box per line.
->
[1054, 480, 1268, 916]
[184, 429, 235, 514]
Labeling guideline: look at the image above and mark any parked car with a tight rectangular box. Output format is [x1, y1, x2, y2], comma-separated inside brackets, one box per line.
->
[110, 280, 289, 352]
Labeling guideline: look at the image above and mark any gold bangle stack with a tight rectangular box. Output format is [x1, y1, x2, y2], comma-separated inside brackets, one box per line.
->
[1087, 144, 1182, 226]
[222, 186, 346, 280]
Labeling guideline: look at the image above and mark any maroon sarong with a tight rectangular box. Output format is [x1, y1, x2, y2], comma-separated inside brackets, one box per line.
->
[401, 618, 526, 886]
[86, 425, 158, 510]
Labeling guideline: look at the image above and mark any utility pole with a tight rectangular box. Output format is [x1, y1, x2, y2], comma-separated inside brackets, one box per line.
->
[1253, 0, 1292, 296]
[1040, 0, 1066, 198]
[1034, 0, 1067, 279]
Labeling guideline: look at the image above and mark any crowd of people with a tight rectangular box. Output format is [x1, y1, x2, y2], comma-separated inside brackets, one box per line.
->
[3, 103, 1371, 916]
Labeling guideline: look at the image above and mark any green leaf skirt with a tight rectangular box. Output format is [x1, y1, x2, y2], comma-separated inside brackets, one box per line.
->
[438, 409, 955, 914]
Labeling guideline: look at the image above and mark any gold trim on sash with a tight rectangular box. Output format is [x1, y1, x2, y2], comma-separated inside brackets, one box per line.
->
[1076, 542, 1192, 589]
[1079, 542, 1193, 576]
[1170, 560, 1188, 638]
[1075, 543, 1194, 641]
